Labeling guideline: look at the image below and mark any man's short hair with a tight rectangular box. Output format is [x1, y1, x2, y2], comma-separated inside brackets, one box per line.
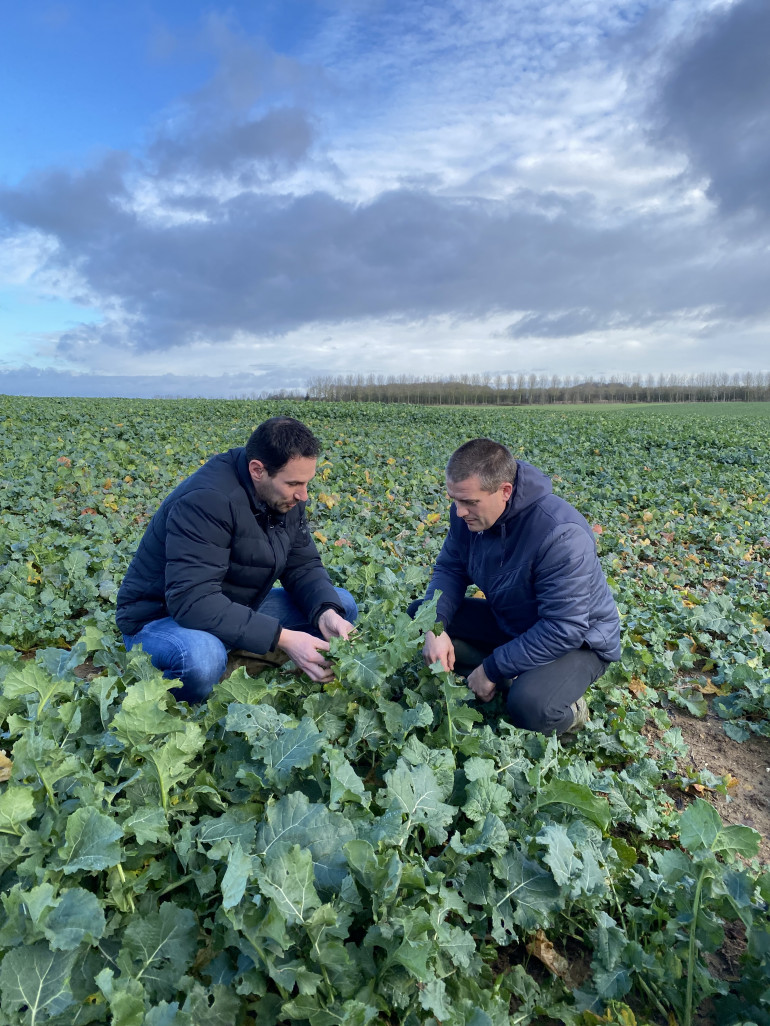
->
[446, 438, 517, 492]
[245, 417, 321, 475]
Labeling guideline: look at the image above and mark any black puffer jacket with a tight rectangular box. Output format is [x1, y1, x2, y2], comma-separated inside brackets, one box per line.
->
[116, 448, 344, 653]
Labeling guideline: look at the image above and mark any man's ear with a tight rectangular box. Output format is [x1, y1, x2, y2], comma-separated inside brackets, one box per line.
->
[249, 459, 266, 483]
[501, 481, 513, 501]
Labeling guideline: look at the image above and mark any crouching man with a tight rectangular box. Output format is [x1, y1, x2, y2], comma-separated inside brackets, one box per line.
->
[117, 416, 357, 702]
[410, 438, 620, 734]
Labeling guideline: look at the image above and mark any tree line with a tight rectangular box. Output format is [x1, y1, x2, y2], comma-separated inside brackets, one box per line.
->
[256, 371, 770, 405]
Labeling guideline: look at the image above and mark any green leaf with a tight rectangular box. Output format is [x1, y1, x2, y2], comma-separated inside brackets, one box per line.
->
[449, 813, 509, 858]
[463, 773, 511, 822]
[123, 804, 171, 845]
[96, 966, 146, 1026]
[418, 976, 452, 1019]
[380, 759, 456, 846]
[678, 798, 722, 852]
[144, 724, 206, 807]
[58, 805, 124, 873]
[0, 942, 77, 1021]
[117, 901, 197, 1001]
[327, 748, 370, 809]
[44, 887, 106, 950]
[714, 823, 761, 859]
[535, 779, 611, 832]
[257, 845, 321, 925]
[110, 678, 182, 746]
[489, 849, 562, 941]
[2, 661, 76, 714]
[261, 716, 325, 788]
[221, 840, 254, 910]
[537, 823, 579, 886]
[0, 784, 36, 836]
[256, 792, 355, 891]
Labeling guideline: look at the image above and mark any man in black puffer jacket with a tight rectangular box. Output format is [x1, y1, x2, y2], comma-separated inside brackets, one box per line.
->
[117, 417, 357, 702]
[411, 438, 620, 735]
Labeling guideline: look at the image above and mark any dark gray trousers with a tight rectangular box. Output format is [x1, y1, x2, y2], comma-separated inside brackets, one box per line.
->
[408, 597, 610, 734]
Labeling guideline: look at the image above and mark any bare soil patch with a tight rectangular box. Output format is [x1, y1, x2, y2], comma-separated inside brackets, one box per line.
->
[647, 704, 770, 865]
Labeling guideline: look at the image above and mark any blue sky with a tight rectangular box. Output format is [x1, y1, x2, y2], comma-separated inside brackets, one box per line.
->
[1, 0, 768, 398]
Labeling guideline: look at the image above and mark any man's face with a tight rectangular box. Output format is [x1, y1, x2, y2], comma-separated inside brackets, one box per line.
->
[446, 474, 513, 532]
[249, 456, 317, 513]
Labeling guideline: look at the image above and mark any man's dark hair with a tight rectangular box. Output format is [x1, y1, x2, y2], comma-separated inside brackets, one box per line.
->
[245, 417, 321, 475]
[446, 438, 518, 491]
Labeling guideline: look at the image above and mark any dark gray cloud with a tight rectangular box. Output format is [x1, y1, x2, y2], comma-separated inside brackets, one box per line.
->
[656, 0, 770, 216]
[2, 160, 769, 355]
[148, 107, 315, 179]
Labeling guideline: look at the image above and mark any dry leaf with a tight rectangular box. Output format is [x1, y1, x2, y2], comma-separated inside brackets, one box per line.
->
[0, 751, 12, 783]
[526, 929, 571, 981]
[628, 677, 647, 696]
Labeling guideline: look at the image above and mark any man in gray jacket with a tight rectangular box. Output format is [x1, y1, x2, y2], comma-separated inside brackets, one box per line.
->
[413, 438, 620, 734]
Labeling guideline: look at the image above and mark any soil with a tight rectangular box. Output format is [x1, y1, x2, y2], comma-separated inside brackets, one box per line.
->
[645, 703, 770, 866]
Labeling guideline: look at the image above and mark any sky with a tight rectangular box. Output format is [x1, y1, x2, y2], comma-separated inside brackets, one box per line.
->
[0, 0, 768, 398]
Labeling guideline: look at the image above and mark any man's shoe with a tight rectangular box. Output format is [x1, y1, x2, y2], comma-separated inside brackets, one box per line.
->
[563, 696, 589, 734]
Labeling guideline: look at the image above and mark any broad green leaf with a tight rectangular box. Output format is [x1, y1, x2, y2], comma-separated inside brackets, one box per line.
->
[462, 774, 511, 822]
[449, 813, 509, 857]
[536, 779, 611, 832]
[257, 845, 321, 924]
[489, 849, 562, 941]
[0, 784, 36, 836]
[2, 662, 76, 714]
[36, 640, 88, 679]
[418, 976, 452, 1019]
[537, 823, 579, 886]
[59, 805, 123, 873]
[225, 701, 283, 738]
[110, 678, 181, 746]
[380, 759, 456, 846]
[117, 901, 197, 1001]
[678, 798, 722, 852]
[124, 804, 171, 845]
[221, 840, 254, 910]
[44, 887, 106, 950]
[96, 966, 146, 1026]
[195, 807, 257, 859]
[0, 942, 76, 1020]
[144, 724, 206, 806]
[714, 823, 761, 859]
[261, 716, 325, 788]
[327, 748, 370, 809]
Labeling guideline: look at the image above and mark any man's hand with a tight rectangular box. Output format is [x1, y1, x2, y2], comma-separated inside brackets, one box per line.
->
[466, 664, 497, 703]
[422, 630, 455, 672]
[317, 608, 356, 642]
[277, 628, 334, 682]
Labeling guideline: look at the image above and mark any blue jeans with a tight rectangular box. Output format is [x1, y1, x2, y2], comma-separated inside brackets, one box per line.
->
[122, 587, 357, 703]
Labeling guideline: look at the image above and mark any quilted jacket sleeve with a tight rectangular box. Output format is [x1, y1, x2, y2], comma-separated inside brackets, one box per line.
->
[163, 490, 282, 653]
[484, 523, 596, 682]
[280, 518, 346, 626]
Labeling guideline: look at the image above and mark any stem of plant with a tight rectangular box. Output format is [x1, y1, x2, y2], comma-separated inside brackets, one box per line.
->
[684, 864, 709, 1026]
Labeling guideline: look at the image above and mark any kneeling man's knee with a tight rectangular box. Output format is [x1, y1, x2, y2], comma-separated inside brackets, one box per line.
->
[173, 636, 228, 703]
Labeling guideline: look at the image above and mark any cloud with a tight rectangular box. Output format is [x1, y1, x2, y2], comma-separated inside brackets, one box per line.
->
[655, 0, 770, 217]
[1, 0, 769, 393]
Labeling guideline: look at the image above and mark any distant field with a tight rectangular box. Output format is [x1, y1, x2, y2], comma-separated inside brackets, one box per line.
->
[1, 396, 768, 1025]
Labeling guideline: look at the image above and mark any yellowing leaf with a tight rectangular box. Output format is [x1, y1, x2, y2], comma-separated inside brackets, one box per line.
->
[0, 751, 12, 783]
[313, 530, 327, 544]
[526, 930, 571, 981]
